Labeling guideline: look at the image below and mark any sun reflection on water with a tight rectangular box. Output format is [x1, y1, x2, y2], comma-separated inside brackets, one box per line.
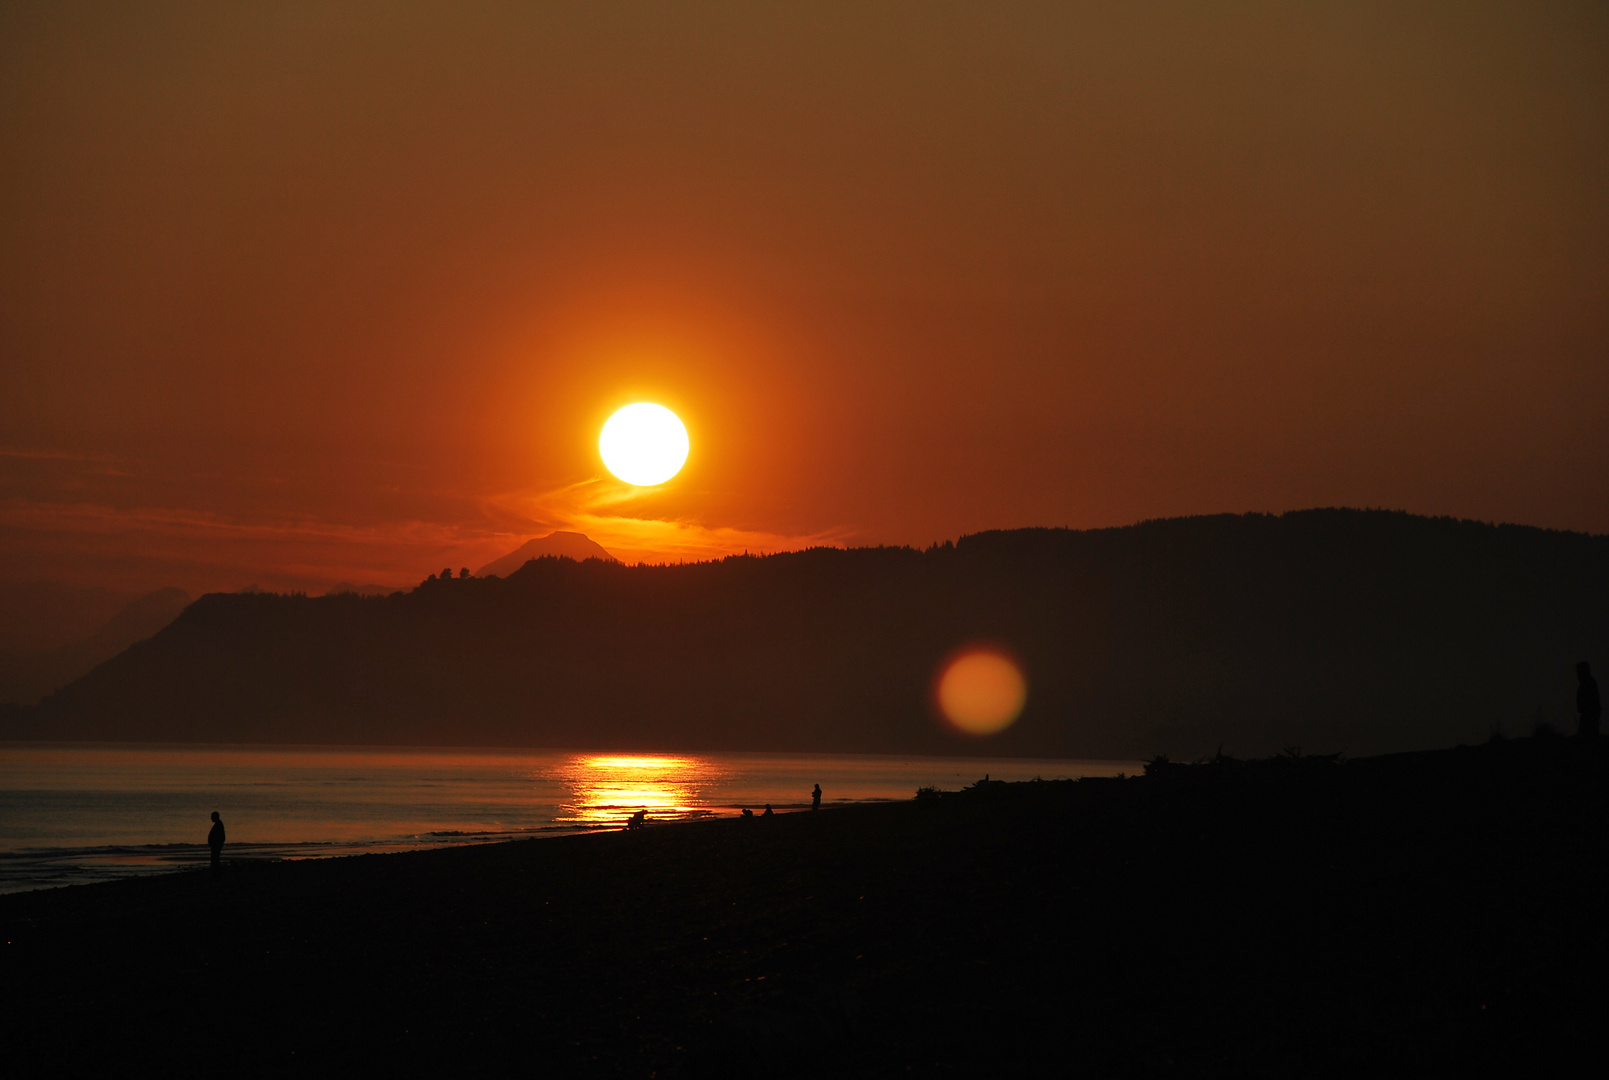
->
[555, 754, 721, 828]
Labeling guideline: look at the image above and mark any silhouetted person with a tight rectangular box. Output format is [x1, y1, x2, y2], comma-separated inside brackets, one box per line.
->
[741, 807, 754, 820]
[208, 811, 225, 879]
[762, 804, 774, 818]
[1578, 662, 1601, 740]
[626, 809, 647, 831]
[811, 783, 822, 811]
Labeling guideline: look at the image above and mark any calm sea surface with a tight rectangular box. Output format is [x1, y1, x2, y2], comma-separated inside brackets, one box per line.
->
[0, 743, 1139, 894]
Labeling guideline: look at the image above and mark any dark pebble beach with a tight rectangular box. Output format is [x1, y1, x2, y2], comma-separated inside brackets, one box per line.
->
[3, 736, 1604, 1078]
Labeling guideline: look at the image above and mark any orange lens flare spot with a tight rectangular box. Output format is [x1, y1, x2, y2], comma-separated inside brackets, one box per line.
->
[934, 647, 1028, 735]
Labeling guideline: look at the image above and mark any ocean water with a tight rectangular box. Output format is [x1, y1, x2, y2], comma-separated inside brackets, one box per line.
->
[0, 743, 1138, 894]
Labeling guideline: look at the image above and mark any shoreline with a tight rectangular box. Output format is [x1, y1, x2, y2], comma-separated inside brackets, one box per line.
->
[1, 745, 1136, 895]
[0, 802, 900, 897]
[4, 736, 1604, 1077]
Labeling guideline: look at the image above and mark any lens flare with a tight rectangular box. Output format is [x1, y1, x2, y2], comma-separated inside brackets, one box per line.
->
[599, 403, 689, 486]
[934, 646, 1028, 735]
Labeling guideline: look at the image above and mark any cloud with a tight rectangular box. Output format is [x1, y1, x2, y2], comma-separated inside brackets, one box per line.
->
[0, 498, 500, 592]
[0, 477, 848, 594]
[0, 447, 116, 462]
[479, 477, 850, 565]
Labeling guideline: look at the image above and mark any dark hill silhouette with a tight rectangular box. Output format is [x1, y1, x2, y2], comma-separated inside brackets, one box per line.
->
[323, 581, 403, 597]
[476, 531, 618, 577]
[6, 510, 1605, 757]
[0, 587, 191, 706]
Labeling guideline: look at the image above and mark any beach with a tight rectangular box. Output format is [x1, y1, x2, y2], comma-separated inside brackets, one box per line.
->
[3, 736, 1604, 1077]
[0, 746, 1128, 892]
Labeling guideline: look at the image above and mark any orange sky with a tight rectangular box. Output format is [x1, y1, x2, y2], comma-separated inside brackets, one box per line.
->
[2, 3, 1605, 620]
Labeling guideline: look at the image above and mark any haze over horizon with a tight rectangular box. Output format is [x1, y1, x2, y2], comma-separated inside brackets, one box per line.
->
[3, 4, 1605, 634]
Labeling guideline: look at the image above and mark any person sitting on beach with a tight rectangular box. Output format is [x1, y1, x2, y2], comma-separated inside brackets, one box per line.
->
[1578, 661, 1601, 740]
[811, 783, 822, 811]
[207, 811, 225, 879]
[625, 809, 647, 831]
[741, 808, 753, 819]
[762, 804, 774, 817]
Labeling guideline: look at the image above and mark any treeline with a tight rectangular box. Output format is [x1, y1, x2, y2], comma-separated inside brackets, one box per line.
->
[9, 509, 1606, 758]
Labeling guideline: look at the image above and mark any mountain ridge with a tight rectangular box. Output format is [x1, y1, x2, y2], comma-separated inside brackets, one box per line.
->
[0, 587, 192, 706]
[476, 531, 619, 578]
[6, 509, 1605, 757]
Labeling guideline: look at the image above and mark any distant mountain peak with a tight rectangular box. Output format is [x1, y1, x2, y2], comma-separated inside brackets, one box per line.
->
[92, 587, 191, 647]
[0, 586, 191, 706]
[476, 532, 619, 578]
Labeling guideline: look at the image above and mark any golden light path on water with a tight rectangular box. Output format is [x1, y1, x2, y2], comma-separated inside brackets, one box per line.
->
[1, 746, 1141, 892]
[556, 754, 726, 828]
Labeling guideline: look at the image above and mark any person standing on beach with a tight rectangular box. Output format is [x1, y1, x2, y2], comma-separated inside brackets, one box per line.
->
[208, 811, 225, 879]
[812, 783, 822, 811]
[1578, 662, 1601, 740]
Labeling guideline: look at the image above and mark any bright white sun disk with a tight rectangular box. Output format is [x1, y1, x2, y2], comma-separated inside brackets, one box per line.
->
[600, 403, 689, 486]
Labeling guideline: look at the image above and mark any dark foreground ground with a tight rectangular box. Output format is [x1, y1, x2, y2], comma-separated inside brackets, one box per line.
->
[3, 736, 1605, 1078]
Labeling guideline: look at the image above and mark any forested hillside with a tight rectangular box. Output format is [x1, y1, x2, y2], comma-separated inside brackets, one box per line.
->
[10, 510, 1605, 758]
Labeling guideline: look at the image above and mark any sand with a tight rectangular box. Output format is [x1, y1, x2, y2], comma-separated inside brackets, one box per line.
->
[3, 736, 1604, 1078]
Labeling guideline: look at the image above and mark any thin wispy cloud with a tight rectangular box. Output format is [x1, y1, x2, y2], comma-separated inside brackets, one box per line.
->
[0, 477, 848, 594]
[479, 476, 852, 565]
[0, 446, 119, 463]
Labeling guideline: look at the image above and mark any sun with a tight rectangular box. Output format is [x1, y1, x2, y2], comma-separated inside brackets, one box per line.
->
[599, 403, 689, 486]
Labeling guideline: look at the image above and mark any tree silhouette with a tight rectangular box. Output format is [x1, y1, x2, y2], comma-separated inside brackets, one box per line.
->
[18, 509, 1609, 758]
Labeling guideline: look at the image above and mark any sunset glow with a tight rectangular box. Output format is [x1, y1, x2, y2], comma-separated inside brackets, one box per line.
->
[3, 6, 1601, 1076]
[0, 7, 1601, 609]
